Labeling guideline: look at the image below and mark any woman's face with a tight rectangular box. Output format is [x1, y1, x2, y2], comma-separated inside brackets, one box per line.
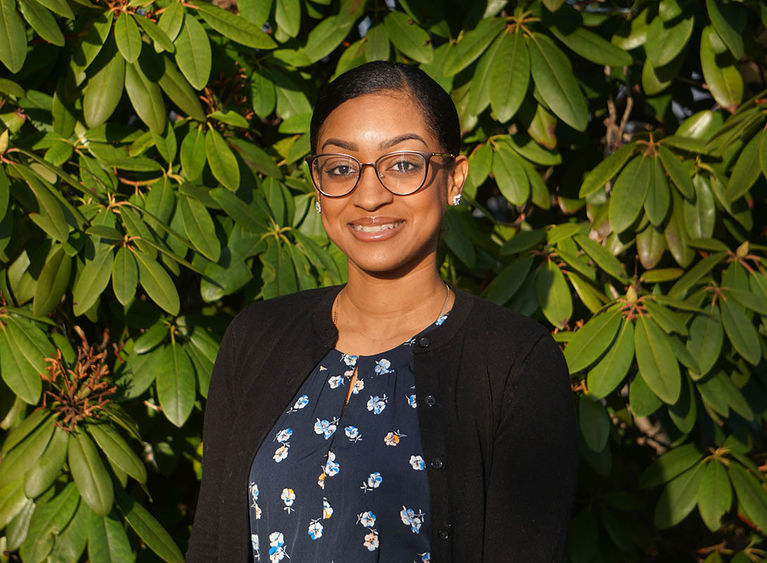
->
[314, 92, 467, 277]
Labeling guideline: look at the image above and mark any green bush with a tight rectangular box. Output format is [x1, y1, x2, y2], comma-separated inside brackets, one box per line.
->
[0, 0, 766, 560]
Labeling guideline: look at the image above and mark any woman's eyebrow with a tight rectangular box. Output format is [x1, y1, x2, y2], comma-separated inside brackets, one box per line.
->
[379, 133, 427, 149]
[321, 138, 357, 151]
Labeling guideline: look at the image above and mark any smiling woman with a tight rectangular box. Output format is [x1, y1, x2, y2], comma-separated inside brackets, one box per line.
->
[187, 62, 577, 562]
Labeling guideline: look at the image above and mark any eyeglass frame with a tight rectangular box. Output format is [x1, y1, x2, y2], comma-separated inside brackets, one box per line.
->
[305, 150, 455, 198]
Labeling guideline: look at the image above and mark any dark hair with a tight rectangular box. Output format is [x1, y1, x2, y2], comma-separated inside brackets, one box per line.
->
[310, 61, 461, 155]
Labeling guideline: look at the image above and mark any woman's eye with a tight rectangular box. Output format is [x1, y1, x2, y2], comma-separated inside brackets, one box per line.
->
[325, 164, 357, 177]
[389, 159, 422, 174]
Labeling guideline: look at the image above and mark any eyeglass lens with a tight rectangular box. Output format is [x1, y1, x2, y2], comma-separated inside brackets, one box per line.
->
[312, 152, 428, 196]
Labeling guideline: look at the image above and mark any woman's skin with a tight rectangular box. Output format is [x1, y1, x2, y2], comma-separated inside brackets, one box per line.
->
[315, 91, 468, 356]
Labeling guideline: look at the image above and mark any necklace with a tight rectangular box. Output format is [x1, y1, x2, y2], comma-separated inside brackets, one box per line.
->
[332, 282, 451, 326]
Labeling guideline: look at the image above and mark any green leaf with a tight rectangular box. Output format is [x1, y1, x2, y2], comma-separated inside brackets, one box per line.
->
[180, 126, 206, 180]
[133, 320, 168, 355]
[528, 32, 587, 131]
[0, 479, 26, 530]
[250, 66, 276, 119]
[441, 208, 476, 268]
[489, 30, 529, 123]
[18, 0, 64, 46]
[444, 17, 505, 76]
[210, 187, 268, 233]
[492, 142, 530, 205]
[49, 499, 90, 563]
[88, 423, 147, 484]
[760, 129, 767, 181]
[124, 62, 166, 134]
[68, 431, 114, 517]
[115, 13, 142, 63]
[645, 12, 694, 67]
[536, 260, 572, 329]
[1, 409, 49, 455]
[135, 15, 174, 53]
[195, 1, 276, 48]
[579, 396, 610, 452]
[698, 370, 753, 420]
[299, 15, 356, 64]
[483, 254, 534, 306]
[0, 418, 54, 483]
[587, 319, 634, 399]
[644, 299, 688, 336]
[205, 128, 240, 191]
[0, 0, 27, 73]
[705, 0, 744, 59]
[720, 298, 761, 366]
[669, 251, 727, 298]
[16, 165, 69, 242]
[88, 508, 134, 563]
[180, 194, 220, 262]
[698, 462, 732, 534]
[174, 15, 211, 90]
[465, 31, 504, 117]
[384, 11, 432, 64]
[609, 156, 650, 233]
[209, 109, 249, 129]
[729, 464, 767, 533]
[116, 492, 184, 563]
[686, 312, 723, 376]
[726, 132, 761, 201]
[156, 53, 205, 121]
[26, 482, 79, 540]
[635, 316, 681, 404]
[658, 144, 694, 199]
[643, 156, 670, 226]
[579, 143, 636, 197]
[0, 321, 45, 404]
[35, 0, 73, 19]
[726, 287, 767, 316]
[24, 426, 67, 498]
[564, 307, 622, 373]
[574, 234, 625, 281]
[112, 246, 138, 306]
[275, 0, 300, 38]
[700, 26, 743, 111]
[364, 23, 389, 62]
[134, 249, 180, 315]
[33, 245, 72, 317]
[655, 463, 704, 528]
[156, 342, 196, 427]
[158, 0, 184, 42]
[230, 137, 283, 178]
[550, 23, 631, 67]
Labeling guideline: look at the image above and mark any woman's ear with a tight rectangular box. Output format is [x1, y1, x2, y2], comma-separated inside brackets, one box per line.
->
[447, 155, 468, 205]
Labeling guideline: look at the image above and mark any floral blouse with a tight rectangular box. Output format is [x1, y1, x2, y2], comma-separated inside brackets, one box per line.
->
[247, 316, 448, 563]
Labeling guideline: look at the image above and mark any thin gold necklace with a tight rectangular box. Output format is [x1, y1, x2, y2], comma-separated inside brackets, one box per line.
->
[332, 282, 451, 326]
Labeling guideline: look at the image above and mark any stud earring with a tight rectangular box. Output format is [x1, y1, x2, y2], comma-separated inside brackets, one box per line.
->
[315, 200, 321, 214]
[452, 194, 462, 206]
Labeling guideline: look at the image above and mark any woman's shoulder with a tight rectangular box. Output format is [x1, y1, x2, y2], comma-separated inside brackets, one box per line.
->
[458, 289, 552, 344]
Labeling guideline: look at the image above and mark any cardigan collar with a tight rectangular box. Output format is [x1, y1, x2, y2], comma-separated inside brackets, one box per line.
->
[309, 283, 474, 353]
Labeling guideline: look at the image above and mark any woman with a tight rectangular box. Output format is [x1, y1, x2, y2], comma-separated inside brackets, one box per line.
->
[187, 61, 577, 562]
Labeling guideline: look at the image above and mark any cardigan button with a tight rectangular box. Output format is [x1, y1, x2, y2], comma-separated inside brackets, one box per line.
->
[425, 395, 437, 407]
[418, 336, 431, 348]
[438, 528, 450, 540]
[431, 457, 444, 470]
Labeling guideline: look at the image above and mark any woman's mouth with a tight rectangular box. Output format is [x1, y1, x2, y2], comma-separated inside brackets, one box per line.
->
[350, 221, 403, 233]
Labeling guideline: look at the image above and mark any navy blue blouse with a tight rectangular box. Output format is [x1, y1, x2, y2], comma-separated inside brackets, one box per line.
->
[247, 316, 448, 563]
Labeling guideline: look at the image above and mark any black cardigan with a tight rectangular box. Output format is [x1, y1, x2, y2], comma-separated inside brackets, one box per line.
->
[186, 286, 577, 562]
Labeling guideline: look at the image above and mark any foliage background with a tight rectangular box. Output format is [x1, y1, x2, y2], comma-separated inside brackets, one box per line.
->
[0, 0, 767, 560]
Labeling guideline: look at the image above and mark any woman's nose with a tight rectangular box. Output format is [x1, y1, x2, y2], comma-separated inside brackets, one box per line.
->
[352, 164, 393, 210]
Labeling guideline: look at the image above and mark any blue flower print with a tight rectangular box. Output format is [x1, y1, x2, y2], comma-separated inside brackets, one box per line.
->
[366, 394, 388, 414]
[268, 532, 288, 562]
[314, 417, 339, 439]
[357, 510, 376, 528]
[436, 313, 448, 326]
[251, 533, 260, 561]
[407, 393, 417, 408]
[281, 488, 295, 514]
[249, 482, 262, 519]
[286, 395, 309, 413]
[342, 353, 358, 367]
[363, 531, 379, 551]
[400, 506, 425, 534]
[418, 552, 431, 562]
[324, 451, 340, 477]
[344, 425, 362, 442]
[384, 430, 406, 446]
[374, 358, 393, 375]
[323, 497, 333, 519]
[307, 519, 323, 540]
[272, 444, 289, 463]
[409, 455, 425, 470]
[275, 428, 292, 443]
[361, 471, 382, 492]
[328, 375, 344, 389]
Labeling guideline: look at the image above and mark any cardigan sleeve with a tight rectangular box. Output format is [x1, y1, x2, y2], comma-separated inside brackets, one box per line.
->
[186, 320, 239, 562]
[483, 331, 577, 562]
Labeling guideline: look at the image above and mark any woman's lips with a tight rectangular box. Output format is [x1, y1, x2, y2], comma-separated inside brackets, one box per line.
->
[348, 219, 404, 240]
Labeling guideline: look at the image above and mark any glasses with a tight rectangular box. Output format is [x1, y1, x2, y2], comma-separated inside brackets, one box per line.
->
[306, 150, 454, 198]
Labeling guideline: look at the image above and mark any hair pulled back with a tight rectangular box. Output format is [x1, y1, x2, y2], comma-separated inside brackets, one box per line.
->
[310, 61, 461, 155]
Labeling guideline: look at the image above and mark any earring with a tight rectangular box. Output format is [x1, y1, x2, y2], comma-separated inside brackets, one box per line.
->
[452, 194, 462, 206]
[315, 200, 321, 214]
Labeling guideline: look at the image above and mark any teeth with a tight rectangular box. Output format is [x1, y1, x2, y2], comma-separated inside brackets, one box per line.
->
[351, 222, 401, 233]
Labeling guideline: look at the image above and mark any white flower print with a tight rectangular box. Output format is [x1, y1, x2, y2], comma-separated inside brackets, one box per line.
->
[267, 531, 287, 562]
[269, 532, 285, 547]
[363, 531, 379, 551]
[249, 482, 262, 519]
[275, 428, 292, 443]
[323, 497, 333, 519]
[328, 375, 343, 389]
[307, 519, 323, 540]
[407, 393, 417, 408]
[374, 358, 393, 375]
[344, 368, 355, 377]
[357, 510, 376, 528]
[273, 444, 289, 463]
[384, 430, 406, 446]
[366, 394, 388, 414]
[251, 533, 260, 560]
[344, 425, 362, 442]
[281, 488, 295, 513]
[351, 378, 364, 394]
[409, 455, 426, 470]
[324, 450, 340, 476]
[287, 395, 309, 413]
[400, 506, 426, 534]
[342, 353, 357, 366]
[361, 471, 382, 492]
[436, 313, 448, 326]
[314, 417, 339, 439]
